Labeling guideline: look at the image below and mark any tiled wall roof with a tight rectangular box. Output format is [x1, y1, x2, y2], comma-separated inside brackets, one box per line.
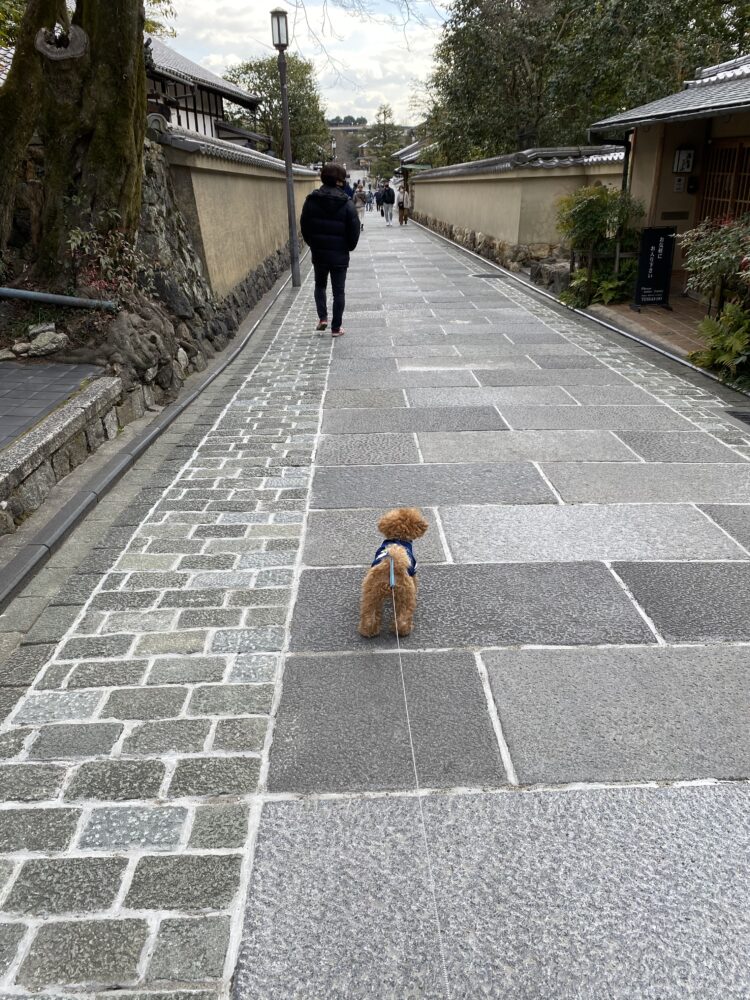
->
[414, 146, 624, 181]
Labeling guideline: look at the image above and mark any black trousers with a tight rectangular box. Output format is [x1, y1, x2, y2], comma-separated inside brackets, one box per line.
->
[313, 260, 347, 331]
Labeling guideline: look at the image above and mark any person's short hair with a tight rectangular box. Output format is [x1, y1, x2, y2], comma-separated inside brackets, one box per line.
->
[321, 163, 346, 185]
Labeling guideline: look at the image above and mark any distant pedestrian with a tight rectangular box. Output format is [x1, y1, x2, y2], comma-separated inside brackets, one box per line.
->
[365, 190, 374, 212]
[375, 187, 384, 213]
[382, 181, 395, 226]
[300, 162, 360, 338]
[344, 177, 354, 198]
[397, 185, 411, 225]
[353, 183, 367, 230]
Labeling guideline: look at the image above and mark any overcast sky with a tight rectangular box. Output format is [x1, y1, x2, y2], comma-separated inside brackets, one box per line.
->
[170, 0, 445, 124]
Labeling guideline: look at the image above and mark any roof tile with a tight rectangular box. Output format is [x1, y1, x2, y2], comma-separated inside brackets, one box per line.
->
[591, 54, 750, 131]
[147, 36, 259, 108]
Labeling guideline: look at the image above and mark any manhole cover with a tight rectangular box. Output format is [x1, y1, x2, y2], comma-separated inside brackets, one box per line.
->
[727, 411, 750, 427]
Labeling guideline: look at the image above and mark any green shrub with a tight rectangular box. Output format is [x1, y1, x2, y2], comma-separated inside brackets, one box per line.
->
[689, 301, 750, 385]
[559, 258, 638, 309]
[67, 208, 154, 302]
[680, 214, 750, 306]
[556, 186, 643, 307]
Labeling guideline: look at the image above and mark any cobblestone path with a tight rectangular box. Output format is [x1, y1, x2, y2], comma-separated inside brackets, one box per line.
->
[1, 221, 749, 999]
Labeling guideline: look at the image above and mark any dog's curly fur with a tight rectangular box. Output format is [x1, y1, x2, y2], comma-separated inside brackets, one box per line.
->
[358, 507, 428, 638]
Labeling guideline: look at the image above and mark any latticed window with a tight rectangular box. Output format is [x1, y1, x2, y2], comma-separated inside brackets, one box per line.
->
[699, 140, 750, 220]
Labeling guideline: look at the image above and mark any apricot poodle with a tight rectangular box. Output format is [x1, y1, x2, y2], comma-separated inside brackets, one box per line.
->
[358, 507, 429, 638]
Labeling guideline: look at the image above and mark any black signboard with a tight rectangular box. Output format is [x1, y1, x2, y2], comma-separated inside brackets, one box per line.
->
[631, 227, 676, 311]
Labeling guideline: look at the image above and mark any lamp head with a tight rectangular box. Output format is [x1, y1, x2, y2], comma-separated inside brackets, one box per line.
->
[270, 8, 289, 50]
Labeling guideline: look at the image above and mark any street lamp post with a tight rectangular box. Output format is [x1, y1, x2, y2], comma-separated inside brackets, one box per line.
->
[270, 8, 301, 287]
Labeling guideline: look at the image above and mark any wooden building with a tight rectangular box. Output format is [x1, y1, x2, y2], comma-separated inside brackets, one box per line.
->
[590, 53, 750, 288]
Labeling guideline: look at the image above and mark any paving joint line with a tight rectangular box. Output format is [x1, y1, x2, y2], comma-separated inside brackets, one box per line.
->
[604, 562, 667, 645]
[474, 651, 518, 785]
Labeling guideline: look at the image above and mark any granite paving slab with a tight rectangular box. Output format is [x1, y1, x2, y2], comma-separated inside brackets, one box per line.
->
[311, 462, 554, 508]
[327, 370, 478, 389]
[562, 384, 659, 404]
[303, 508, 446, 566]
[315, 432, 420, 466]
[407, 386, 574, 406]
[455, 342, 588, 356]
[418, 429, 637, 464]
[699, 504, 750, 547]
[543, 462, 750, 502]
[485, 646, 750, 782]
[332, 345, 460, 359]
[232, 797, 447, 1000]
[397, 356, 541, 370]
[328, 358, 398, 372]
[528, 355, 607, 369]
[233, 787, 750, 1000]
[420, 785, 750, 999]
[499, 331, 570, 344]
[438, 503, 745, 561]
[323, 389, 407, 408]
[268, 651, 505, 792]
[288, 564, 655, 650]
[613, 561, 750, 642]
[469, 368, 630, 386]
[617, 430, 747, 463]
[322, 406, 507, 433]
[17, 918, 149, 989]
[497, 404, 693, 431]
[386, 332, 453, 345]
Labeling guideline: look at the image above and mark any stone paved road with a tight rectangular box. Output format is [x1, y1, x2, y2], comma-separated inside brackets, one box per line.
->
[1, 221, 749, 1000]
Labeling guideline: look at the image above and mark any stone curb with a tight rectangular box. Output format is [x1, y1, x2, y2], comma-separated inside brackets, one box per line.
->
[0, 377, 122, 498]
[0, 255, 307, 613]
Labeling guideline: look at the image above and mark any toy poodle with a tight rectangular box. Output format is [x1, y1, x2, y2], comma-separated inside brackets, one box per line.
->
[358, 507, 429, 638]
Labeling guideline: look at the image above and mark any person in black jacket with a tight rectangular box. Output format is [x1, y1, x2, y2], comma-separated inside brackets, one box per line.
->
[382, 181, 396, 226]
[300, 163, 360, 337]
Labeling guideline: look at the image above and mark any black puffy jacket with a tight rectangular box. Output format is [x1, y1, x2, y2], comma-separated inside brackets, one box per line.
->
[382, 186, 396, 205]
[300, 185, 360, 267]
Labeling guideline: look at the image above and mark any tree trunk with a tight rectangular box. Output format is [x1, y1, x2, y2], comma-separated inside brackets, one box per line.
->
[586, 242, 594, 305]
[36, 0, 146, 283]
[0, 0, 59, 252]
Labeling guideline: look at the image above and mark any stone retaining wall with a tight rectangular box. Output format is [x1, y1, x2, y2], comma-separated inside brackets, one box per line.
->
[0, 377, 126, 536]
[411, 210, 564, 273]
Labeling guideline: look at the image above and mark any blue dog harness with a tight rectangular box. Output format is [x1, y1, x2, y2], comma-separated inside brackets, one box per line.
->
[371, 539, 417, 577]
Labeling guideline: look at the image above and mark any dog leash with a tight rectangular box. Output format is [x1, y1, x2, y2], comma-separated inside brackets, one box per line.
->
[388, 557, 452, 999]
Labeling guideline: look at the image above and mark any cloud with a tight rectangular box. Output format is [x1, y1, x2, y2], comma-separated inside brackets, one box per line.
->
[170, 0, 443, 122]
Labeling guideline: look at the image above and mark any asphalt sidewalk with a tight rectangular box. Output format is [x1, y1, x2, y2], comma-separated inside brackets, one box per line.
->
[0, 219, 748, 999]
